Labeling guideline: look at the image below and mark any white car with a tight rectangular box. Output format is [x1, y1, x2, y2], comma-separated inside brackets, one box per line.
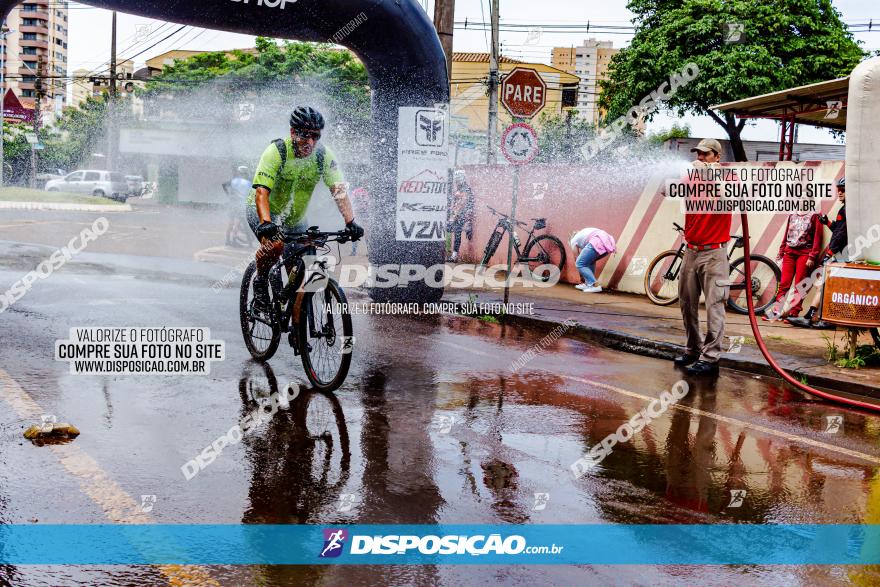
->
[45, 170, 130, 201]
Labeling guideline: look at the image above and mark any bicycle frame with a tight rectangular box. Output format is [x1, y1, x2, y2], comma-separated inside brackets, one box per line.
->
[490, 217, 540, 261]
[262, 244, 330, 336]
[663, 235, 753, 292]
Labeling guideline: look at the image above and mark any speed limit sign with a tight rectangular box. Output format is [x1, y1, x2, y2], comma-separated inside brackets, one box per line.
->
[501, 123, 539, 165]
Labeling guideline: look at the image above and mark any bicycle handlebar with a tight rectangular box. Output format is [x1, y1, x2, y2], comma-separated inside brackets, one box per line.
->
[486, 205, 528, 227]
[282, 226, 352, 245]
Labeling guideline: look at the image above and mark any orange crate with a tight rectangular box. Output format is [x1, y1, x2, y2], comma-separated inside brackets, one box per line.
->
[821, 262, 880, 328]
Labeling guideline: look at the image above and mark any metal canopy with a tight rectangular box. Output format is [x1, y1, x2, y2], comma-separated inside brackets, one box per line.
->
[712, 77, 849, 160]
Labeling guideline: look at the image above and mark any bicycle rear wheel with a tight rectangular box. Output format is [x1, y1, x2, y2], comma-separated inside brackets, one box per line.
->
[523, 235, 566, 282]
[644, 250, 683, 306]
[297, 278, 353, 392]
[727, 255, 781, 315]
[240, 261, 281, 361]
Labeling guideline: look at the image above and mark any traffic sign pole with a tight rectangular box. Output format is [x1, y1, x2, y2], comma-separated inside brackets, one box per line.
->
[499, 122, 539, 306]
[504, 165, 520, 306]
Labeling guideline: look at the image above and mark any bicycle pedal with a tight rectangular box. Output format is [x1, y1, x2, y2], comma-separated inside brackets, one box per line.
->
[288, 332, 299, 355]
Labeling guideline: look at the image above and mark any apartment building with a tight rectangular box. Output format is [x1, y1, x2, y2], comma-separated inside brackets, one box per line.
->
[552, 38, 617, 125]
[1, 0, 68, 117]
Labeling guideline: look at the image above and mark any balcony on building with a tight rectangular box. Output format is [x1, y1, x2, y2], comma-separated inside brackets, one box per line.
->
[20, 25, 49, 34]
[20, 39, 48, 51]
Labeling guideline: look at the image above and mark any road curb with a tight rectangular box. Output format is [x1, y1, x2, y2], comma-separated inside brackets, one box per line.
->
[498, 311, 880, 402]
[0, 201, 131, 212]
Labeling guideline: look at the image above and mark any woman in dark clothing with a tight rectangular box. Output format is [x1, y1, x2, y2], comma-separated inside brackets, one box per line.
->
[448, 169, 475, 262]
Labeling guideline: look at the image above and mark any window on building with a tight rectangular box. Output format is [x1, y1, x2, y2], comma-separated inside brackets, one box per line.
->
[22, 5, 37, 11]
[22, 47, 37, 55]
[23, 33, 37, 40]
[22, 18, 39, 26]
[21, 89, 34, 97]
[55, 38, 62, 45]
[22, 75, 36, 83]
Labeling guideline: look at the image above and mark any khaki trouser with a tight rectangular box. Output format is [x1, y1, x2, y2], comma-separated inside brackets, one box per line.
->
[678, 247, 729, 363]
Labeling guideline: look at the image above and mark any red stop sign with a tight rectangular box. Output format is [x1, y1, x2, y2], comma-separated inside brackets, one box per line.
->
[501, 67, 547, 119]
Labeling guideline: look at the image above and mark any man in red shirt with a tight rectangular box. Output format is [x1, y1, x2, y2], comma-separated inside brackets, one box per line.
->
[675, 138, 731, 376]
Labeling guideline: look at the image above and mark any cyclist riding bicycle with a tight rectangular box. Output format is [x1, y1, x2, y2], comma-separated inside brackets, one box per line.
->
[247, 106, 364, 313]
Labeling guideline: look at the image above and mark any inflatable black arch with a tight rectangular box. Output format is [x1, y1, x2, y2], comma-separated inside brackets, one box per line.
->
[1, 0, 450, 302]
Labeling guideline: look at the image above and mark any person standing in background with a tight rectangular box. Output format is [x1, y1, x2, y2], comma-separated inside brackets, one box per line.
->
[448, 169, 475, 262]
[767, 209, 823, 322]
[788, 177, 846, 329]
[223, 165, 252, 248]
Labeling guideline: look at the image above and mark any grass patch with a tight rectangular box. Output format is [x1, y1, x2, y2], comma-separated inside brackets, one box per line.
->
[0, 187, 122, 206]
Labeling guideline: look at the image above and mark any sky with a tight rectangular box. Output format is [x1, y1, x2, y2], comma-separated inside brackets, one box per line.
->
[66, 0, 880, 144]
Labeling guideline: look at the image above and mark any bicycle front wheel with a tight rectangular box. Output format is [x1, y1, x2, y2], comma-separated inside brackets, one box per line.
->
[523, 235, 566, 282]
[644, 250, 683, 306]
[240, 261, 281, 361]
[727, 255, 781, 315]
[297, 278, 353, 392]
[480, 231, 503, 267]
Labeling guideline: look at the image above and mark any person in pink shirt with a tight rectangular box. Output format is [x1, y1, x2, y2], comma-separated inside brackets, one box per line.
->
[570, 227, 617, 293]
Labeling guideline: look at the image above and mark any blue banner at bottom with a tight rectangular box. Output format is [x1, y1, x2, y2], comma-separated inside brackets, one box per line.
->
[0, 524, 877, 565]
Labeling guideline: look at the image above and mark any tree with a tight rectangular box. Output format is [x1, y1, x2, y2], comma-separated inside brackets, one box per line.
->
[142, 38, 371, 134]
[535, 111, 597, 163]
[41, 95, 121, 172]
[647, 123, 691, 145]
[599, 0, 865, 161]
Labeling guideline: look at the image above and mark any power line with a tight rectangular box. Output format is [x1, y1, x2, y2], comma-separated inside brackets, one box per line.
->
[89, 24, 189, 77]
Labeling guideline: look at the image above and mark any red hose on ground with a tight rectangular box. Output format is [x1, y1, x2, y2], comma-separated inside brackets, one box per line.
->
[740, 213, 880, 412]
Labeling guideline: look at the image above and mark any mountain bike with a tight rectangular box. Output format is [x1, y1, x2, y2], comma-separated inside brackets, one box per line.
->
[240, 227, 354, 392]
[478, 206, 566, 282]
[644, 222, 781, 314]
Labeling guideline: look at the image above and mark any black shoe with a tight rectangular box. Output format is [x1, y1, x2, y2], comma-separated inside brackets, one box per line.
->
[686, 360, 720, 376]
[802, 307, 816, 322]
[811, 320, 835, 330]
[252, 276, 271, 315]
[674, 354, 699, 367]
[786, 317, 812, 328]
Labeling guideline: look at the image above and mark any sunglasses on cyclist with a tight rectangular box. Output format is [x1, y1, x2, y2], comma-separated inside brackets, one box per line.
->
[295, 130, 321, 141]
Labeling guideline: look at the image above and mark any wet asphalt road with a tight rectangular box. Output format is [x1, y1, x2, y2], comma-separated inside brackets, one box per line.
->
[2, 243, 880, 585]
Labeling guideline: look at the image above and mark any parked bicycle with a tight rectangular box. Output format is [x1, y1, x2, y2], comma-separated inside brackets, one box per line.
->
[240, 227, 354, 392]
[644, 222, 781, 314]
[478, 206, 566, 282]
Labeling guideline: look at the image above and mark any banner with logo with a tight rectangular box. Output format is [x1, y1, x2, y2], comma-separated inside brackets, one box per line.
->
[0, 524, 877, 564]
[396, 105, 450, 241]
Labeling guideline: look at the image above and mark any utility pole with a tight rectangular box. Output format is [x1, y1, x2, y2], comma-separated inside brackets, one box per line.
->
[0, 26, 12, 189]
[107, 10, 117, 171]
[486, 0, 500, 164]
[432, 0, 455, 85]
[31, 55, 44, 189]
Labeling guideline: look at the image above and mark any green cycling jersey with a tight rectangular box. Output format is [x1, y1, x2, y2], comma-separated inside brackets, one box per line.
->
[247, 137, 345, 227]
